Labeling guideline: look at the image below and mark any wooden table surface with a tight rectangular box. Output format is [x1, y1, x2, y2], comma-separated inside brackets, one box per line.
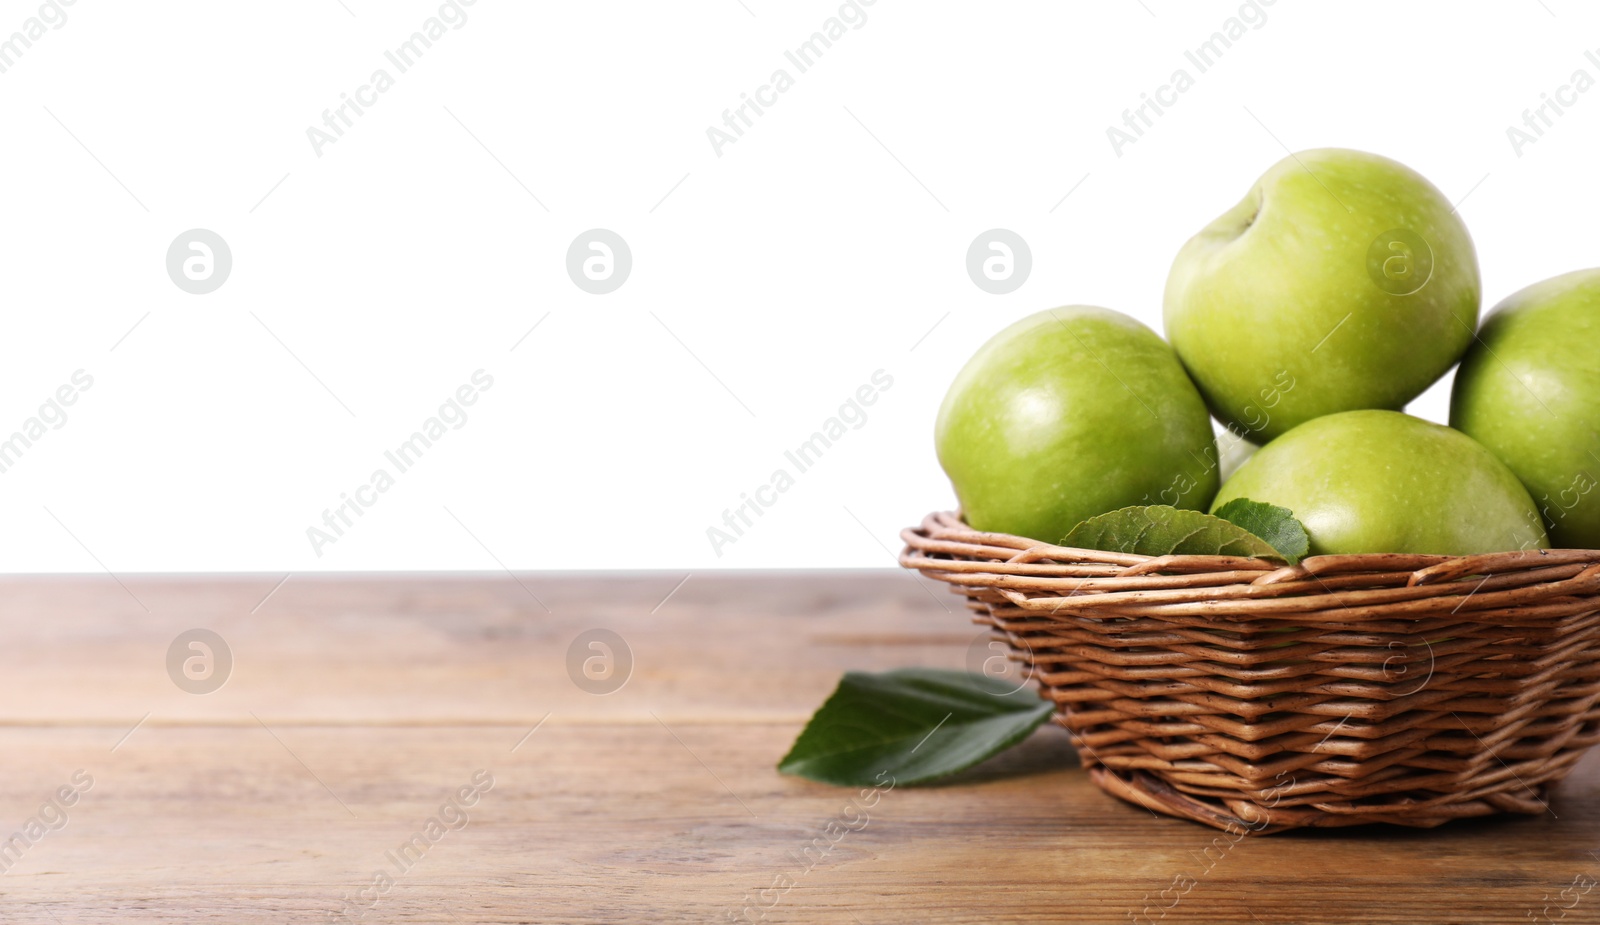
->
[5, 571, 1600, 924]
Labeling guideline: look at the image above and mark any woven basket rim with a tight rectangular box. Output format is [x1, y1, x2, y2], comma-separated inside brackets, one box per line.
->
[903, 507, 1600, 567]
[900, 510, 1600, 624]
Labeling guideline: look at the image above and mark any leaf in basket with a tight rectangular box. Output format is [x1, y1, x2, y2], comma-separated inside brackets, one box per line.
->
[777, 668, 1054, 787]
[1213, 497, 1310, 565]
[1060, 505, 1285, 561]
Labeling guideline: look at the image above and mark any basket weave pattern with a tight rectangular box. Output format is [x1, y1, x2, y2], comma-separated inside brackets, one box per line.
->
[901, 511, 1600, 834]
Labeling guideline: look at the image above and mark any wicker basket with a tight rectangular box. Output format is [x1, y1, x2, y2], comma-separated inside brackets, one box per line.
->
[900, 510, 1600, 834]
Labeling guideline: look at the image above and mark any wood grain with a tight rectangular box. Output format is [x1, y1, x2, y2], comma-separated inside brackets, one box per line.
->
[1, 572, 1598, 923]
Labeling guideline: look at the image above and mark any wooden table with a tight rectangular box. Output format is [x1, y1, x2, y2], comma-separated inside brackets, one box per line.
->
[4, 572, 1599, 923]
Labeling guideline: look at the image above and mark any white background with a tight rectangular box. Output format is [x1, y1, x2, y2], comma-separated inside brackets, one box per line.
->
[1, 0, 1596, 572]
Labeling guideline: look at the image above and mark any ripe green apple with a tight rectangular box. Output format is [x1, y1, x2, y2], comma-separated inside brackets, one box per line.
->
[1451, 269, 1600, 548]
[1211, 410, 1547, 556]
[1164, 148, 1481, 442]
[936, 306, 1219, 542]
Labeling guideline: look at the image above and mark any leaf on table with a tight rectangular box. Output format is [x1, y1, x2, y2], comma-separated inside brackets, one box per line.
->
[1213, 498, 1310, 564]
[777, 668, 1054, 787]
[1060, 504, 1285, 560]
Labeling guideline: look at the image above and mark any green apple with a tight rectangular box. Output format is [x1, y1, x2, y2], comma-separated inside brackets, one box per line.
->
[1165, 148, 1481, 442]
[1451, 269, 1600, 548]
[1211, 410, 1547, 556]
[936, 306, 1219, 542]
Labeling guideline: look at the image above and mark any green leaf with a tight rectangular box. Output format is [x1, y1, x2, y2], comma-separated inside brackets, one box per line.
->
[778, 668, 1054, 787]
[1060, 504, 1285, 560]
[1213, 498, 1310, 565]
